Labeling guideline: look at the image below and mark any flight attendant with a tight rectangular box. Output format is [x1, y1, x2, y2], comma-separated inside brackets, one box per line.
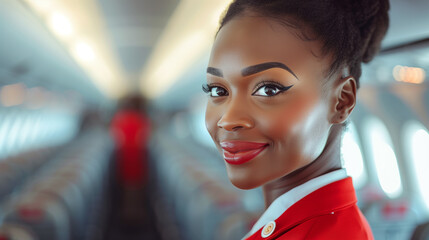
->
[110, 94, 151, 227]
[203, 0, 389, 239]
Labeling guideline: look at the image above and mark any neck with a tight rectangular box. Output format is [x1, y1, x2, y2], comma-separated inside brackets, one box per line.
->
[262, 124, 343, 209]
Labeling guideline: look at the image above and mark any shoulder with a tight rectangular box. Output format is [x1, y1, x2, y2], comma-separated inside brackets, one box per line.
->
[246, 177, 373, 240]
[277, 204, 373, 240]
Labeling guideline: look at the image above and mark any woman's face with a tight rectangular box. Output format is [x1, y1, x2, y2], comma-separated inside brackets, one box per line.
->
[205, 14, 336, 189]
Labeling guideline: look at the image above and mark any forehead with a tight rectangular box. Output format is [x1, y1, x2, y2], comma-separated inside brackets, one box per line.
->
[209, 15, 330, 78]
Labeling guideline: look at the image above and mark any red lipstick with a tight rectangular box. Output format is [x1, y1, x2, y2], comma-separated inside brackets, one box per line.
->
[220, 141, 268, 165]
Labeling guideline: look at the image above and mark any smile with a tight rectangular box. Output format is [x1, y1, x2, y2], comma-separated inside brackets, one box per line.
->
[220, 141, 269, 165]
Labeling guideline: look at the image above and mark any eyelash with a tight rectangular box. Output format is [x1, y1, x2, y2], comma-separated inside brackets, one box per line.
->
[202, 83, 220, 93]
[202, 83, 211, 93]
[252, 80, 293, 96]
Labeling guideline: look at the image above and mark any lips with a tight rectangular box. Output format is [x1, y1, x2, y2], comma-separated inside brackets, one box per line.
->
[220, 141, 269, 165]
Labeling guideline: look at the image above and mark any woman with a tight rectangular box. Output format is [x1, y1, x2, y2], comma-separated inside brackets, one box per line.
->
[202, 0, 389, 239]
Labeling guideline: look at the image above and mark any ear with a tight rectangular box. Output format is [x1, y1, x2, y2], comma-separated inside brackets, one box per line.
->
[329, 76, 357, 124]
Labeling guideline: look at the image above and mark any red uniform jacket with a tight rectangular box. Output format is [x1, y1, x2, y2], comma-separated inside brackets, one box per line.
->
[246, 177, 373, 240]
[110, 110, 151, 187]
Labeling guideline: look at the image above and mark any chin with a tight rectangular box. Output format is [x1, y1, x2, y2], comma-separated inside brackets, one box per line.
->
[226, 168, 264, 190]
[229, 179, 260, 190]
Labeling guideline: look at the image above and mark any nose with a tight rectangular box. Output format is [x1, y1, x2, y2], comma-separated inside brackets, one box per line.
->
[217, 98, 254, 131]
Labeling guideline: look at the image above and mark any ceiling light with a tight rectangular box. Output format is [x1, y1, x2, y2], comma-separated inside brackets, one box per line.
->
[393, 65, 425, 84]
[22, 0, 127, 99]
[48, 13, 72, 37]
[72, 41, 96, 64]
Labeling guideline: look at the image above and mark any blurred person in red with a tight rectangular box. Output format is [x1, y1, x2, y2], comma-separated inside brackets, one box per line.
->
[110, 94, 151, 226]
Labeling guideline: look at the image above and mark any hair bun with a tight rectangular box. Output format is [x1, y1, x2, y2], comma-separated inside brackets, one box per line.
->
[347, 0, 390, 62]
[352, 0, 381, 27]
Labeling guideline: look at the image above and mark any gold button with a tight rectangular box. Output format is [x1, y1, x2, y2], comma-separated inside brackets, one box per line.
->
[261, 221, 276, 238]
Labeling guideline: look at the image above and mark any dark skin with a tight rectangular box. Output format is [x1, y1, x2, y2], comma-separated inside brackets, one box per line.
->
[205, 13, 357, 208]
[262, 124, 344, 208]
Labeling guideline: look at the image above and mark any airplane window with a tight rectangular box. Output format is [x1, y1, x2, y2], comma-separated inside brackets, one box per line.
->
[341, 122, 367, 189]
[0, 112, 13, 158]
[364, 117, 403, 198]
[7, 113, 23, 156]
[403, 121, 429, 212]
[30, 114, 43, 148]
[18, 115, 32, 149]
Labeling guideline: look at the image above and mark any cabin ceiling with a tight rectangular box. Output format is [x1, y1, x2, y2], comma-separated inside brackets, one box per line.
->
[96, 0, 180, 89]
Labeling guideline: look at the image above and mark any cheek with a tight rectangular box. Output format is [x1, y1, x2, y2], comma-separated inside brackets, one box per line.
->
[257, 90, 330, 163]
[260, 94, 320, 142]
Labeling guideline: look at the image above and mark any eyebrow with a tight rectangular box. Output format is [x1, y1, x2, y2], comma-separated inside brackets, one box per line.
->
[207, 62, 299, 80]
[242, 62, 299, 80]
[207, 67, 223, 77]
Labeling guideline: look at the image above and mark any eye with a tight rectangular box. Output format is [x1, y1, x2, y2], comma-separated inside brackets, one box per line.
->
[252, 82, 293, 97]
[202, 84, 229, 97]
[254, 85, 281, 96]
[210, 86, 228, 97]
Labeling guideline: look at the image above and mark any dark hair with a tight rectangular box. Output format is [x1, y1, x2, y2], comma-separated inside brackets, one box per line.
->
[218, 0, 390, 88]
[119, 93, 147, 111]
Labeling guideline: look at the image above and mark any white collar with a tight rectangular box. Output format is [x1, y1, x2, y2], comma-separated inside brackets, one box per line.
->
[243, 169, 348, 239]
